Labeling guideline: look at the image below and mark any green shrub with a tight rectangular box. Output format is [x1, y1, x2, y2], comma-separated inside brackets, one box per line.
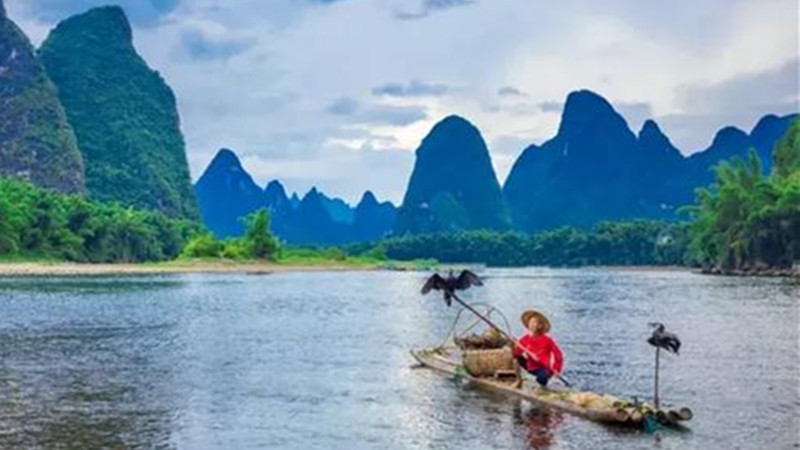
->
[181, 233, 224, 258]
[241, 209, 280, 260]
[222, 239, 250, 260]
[0, 176, 199, 262]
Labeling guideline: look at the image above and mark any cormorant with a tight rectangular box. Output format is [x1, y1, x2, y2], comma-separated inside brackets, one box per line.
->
[647, 322, 681, 355]
[421, 270, 483, 306]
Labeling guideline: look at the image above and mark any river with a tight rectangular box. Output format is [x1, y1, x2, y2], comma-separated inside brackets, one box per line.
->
[0, 268, 797, 449]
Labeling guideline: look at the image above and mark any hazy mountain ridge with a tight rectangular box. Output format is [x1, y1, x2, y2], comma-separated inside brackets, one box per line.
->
[195, 148, 397, 245]
[195, 95, 794, 242]
[504, 90, 797, 231]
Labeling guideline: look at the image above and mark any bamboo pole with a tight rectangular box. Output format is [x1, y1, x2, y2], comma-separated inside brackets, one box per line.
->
[654, 347, 661, 409]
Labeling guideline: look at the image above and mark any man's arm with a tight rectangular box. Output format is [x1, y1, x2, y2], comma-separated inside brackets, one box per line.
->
[551, 337, 564, 374]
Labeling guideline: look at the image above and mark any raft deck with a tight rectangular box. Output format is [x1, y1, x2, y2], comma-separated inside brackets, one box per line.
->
[411, 346, 692, 428]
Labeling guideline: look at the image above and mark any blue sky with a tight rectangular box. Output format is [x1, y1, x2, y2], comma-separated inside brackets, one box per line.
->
[7, 0, 799, 203]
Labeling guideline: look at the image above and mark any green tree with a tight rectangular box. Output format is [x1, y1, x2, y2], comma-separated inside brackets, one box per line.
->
[243, 209, 280, 260]
[0, 176, 199, 263]
[683, 119, 800, 271]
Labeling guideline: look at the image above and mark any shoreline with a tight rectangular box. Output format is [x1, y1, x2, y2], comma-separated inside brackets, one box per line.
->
[0, 260, 383, 276]
[0, 261, 796, 277]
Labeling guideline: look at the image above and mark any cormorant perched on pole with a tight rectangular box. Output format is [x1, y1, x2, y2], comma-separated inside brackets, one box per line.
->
[647, 322, 681, 409]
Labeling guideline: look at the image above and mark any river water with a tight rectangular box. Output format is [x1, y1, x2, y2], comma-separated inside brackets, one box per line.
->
[0, 268, 797, 450]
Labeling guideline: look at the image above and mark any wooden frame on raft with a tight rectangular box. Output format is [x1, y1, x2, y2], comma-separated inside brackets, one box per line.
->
[411, 346, 692, 429]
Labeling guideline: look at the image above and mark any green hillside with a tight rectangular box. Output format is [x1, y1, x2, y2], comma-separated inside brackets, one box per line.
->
[39, 6, 198, 219]
[0, 3, 85, 193]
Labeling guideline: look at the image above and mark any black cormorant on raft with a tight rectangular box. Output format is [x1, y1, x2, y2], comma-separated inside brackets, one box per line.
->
[648, 322, 681, 409]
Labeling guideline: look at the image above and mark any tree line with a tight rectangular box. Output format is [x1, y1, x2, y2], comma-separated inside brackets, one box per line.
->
[682, 119, 799, 272]
[0, 177, 199, 263]
[347, 220, 692, 267]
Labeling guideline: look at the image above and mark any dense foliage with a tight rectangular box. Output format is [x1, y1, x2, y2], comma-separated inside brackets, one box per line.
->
[355, 220, 692, 267]
[0, 9, 84, 193]
[0, 177, 198, 262]
[683, 120, 800, 271]
[39, 6, 198, 219]
[181, 209, 280, 261]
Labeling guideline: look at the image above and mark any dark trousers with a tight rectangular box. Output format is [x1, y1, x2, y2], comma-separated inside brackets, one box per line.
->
[516, 356, 551, 386]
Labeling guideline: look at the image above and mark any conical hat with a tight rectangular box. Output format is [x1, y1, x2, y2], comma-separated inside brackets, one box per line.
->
[520, 310, 551, 333]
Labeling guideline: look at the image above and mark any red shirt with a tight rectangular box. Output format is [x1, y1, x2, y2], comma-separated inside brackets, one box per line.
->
[513, 333, 564, 374]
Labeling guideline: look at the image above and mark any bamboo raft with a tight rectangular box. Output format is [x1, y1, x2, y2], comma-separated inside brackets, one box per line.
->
[411, 346, 693, 429]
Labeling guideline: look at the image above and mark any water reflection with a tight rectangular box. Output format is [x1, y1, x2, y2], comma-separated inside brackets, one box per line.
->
[513, 404, 565, 450]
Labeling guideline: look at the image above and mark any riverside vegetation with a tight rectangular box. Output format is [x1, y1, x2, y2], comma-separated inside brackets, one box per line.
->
[358, 120, 800, 272]
[0, 177, 393, 267]
[682, 119, 800, 274]
[0, 177, 197, 263]
[1, 119, 797, 270]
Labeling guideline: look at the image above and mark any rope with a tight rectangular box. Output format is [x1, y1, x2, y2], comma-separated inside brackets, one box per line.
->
[437, 301, 516, 349]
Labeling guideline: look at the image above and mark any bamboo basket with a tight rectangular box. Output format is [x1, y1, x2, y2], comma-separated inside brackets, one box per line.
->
[462, 347, 516, 377]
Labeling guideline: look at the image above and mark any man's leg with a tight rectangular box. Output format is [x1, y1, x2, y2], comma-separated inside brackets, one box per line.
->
[531, 368, 551, 386]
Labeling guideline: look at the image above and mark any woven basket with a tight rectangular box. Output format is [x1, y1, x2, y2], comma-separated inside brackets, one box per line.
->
[462, 347, 515, 377]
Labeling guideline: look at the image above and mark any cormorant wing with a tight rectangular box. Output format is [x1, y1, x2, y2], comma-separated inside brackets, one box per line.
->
[664, 332, 681, 354]
[455, 270, 483, 290]
[421, 273, 447, 295]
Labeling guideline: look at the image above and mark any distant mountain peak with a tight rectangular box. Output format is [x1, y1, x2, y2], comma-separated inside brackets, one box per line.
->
[561, 90, 620, 125]
[264, 179, 286, 194]
[555, 90, 636, 157]
[208, 148, 244, 170]
[396, 112, 509, 234]
[638, 119, 680, 157]
[55, 6, 133, 47]
[358, 191, 379, 207]
[418, 115, 483, 157]
[438, 114, 473, 127]
[750, 114, 781, 135]
[639, 119, 662, 137]
[304, 187, 320, 200]
[711, 126, 749, 148]
[0, 0, 6, 19]
[195, 148, 264, 238]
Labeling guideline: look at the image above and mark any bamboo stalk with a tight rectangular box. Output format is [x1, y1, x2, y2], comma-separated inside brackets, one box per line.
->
[674, 407, 693, 421]
[654, 347, 660, 409]
[613, 408, 630, 422]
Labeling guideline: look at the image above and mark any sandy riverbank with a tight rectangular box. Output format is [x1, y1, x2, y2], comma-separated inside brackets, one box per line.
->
[0, 260, 384, 276]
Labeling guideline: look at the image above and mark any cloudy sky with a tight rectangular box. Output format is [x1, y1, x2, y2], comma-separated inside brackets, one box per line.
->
[7, 0, 799, 204]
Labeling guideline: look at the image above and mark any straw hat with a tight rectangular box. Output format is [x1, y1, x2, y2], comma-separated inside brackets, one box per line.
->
[521, 310, 551, 333]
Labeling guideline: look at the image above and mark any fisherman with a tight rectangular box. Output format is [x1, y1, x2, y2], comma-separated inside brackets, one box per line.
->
[513, 310, 564, 387]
